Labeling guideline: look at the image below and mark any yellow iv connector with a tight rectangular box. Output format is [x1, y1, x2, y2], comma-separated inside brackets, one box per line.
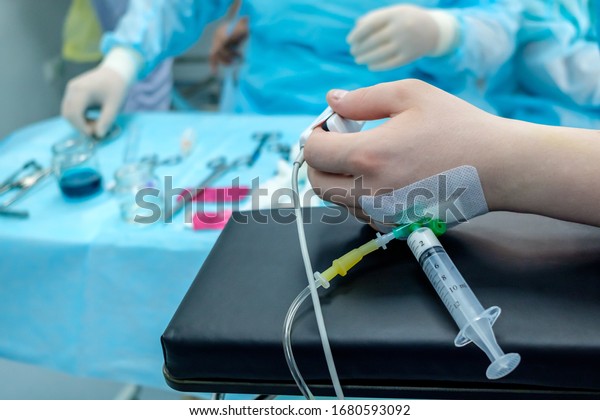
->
[314, 219, 446, 287]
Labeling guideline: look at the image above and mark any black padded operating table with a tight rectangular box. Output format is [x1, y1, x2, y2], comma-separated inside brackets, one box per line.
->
[161, 208, 600, 398]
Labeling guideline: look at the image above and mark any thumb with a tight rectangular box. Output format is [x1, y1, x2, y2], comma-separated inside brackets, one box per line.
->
[326, 80, 423, 121]
[95, 94, 122, 138]
[94, 74, 127, 138]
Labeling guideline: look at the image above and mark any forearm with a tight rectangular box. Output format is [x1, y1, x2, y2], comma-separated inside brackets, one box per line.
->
[309, 81, 600, 228]
[419, 1, 522, 78]
[485, 117, 600, 226]
[101, 0, 231, 79]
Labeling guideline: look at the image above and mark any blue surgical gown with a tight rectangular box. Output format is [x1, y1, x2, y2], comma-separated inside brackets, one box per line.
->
[489, 0, 600, 128]
[92, 0, 174, 112]
[102, 0, 522, 115]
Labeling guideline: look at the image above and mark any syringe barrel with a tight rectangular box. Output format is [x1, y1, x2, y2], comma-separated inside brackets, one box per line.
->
[407, 227, 521, 380]
[407, 228, 485, 330]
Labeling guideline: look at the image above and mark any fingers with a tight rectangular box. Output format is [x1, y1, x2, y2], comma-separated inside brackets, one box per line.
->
[305, 80, 430, 175]
[209, 55, 219, 74]
[229, 17, 249, 43]
[210, 48, 242, 73]
[61, 83, 94, 137]
[61, 67, 127, 137]
[210, 19, 246, 73]
[354, 42, 397, 66]
[95, 95, 121, 138]
[304, 127, 367, 175]
[325, 80, 424, 121]
[209, 44, 220, 72]
[368, 54, 412, 71]
[220, 47, 241, 63]
[210, 25, 228, 72]
[347, 10, 389, 45]
[307, 167, 363, 207]
[307, 168, 376, 224]
[349, 24, 392, 58]
[309, 167, 400, 232]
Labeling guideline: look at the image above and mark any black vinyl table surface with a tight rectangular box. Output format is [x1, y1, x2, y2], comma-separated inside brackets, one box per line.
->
[161, 207, 600, 398]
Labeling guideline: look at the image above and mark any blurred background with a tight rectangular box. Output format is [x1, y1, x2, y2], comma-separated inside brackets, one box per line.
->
[0, 0, 222, 141]
[0, 0, 218, 399]
[1, 0, 598, 401]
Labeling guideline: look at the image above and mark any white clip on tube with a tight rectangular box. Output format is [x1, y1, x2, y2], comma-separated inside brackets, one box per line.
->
[290, 108, 364, 399]
[298, 107, 364, 147]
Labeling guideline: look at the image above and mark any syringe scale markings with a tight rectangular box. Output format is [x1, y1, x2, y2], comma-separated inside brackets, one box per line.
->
[408, 227, 521, 380]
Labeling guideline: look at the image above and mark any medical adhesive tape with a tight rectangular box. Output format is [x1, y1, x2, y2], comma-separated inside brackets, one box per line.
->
[359, 165, 489, 232]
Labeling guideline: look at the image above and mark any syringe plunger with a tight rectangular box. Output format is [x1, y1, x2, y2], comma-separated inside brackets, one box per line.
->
[407, 227, 520, 380]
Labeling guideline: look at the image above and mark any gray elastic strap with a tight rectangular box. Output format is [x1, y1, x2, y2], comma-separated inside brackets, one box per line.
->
[359, 165, 489, 230]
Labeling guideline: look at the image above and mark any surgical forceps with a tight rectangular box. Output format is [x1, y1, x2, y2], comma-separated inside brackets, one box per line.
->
[163, 155, 250, 223]
[0, 160, 41, 196]
[248, 132, 283, 167]
[0, 169, 52, 219]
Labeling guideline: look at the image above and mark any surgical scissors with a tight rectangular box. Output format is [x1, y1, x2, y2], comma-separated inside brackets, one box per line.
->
[1, 168, 52, 208]
[248, 132, 282, 167]
[163, 155, 250, 223]
[0, 166, 52, 219]
[0, 160, 42, 196]
[140, 153, 183, 168]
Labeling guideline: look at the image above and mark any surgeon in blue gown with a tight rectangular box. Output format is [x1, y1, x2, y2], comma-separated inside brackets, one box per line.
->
[344, 0, 600, 130]
[61, 0, 522, 138]
[91, 0, 174, 112]
[488, 0, 600, 128]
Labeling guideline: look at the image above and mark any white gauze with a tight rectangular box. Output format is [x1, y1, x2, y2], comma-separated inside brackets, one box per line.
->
[359, 166, 489, 231]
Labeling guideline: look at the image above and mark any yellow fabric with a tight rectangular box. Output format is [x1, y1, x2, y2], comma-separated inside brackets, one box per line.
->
[62, 0, 103, 63]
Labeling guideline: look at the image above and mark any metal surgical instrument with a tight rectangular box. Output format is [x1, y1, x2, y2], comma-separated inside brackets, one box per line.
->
[248, 131, 282, 167]
[1, 168, 52, 209]
[0, 208, 30, 219]
[0, 160, 43, 196]
[163, 155, 249, 223]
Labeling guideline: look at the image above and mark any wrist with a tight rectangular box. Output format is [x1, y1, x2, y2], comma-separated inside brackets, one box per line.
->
[427, 10, 460, 57]
[478, 118, 600, 226]
[503, 123, 600, 225]
[100, 46, 143, 87]
[476, 117, 541, 214]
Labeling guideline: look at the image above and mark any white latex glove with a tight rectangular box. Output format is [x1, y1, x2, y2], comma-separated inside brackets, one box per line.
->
[347, 5, 459, 71]
[61, 47, 142, 138]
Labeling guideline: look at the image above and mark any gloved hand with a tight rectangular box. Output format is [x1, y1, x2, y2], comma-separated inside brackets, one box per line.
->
[61, 47, 141, 138]
[209, 17, 249, 73]
[347, 5, 459, 71]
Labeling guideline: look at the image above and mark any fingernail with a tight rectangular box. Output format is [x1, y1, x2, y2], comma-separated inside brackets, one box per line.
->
[330, 89, 349, 101]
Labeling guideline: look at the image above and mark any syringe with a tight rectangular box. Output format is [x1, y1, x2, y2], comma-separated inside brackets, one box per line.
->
[407, 227, 521, 379]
